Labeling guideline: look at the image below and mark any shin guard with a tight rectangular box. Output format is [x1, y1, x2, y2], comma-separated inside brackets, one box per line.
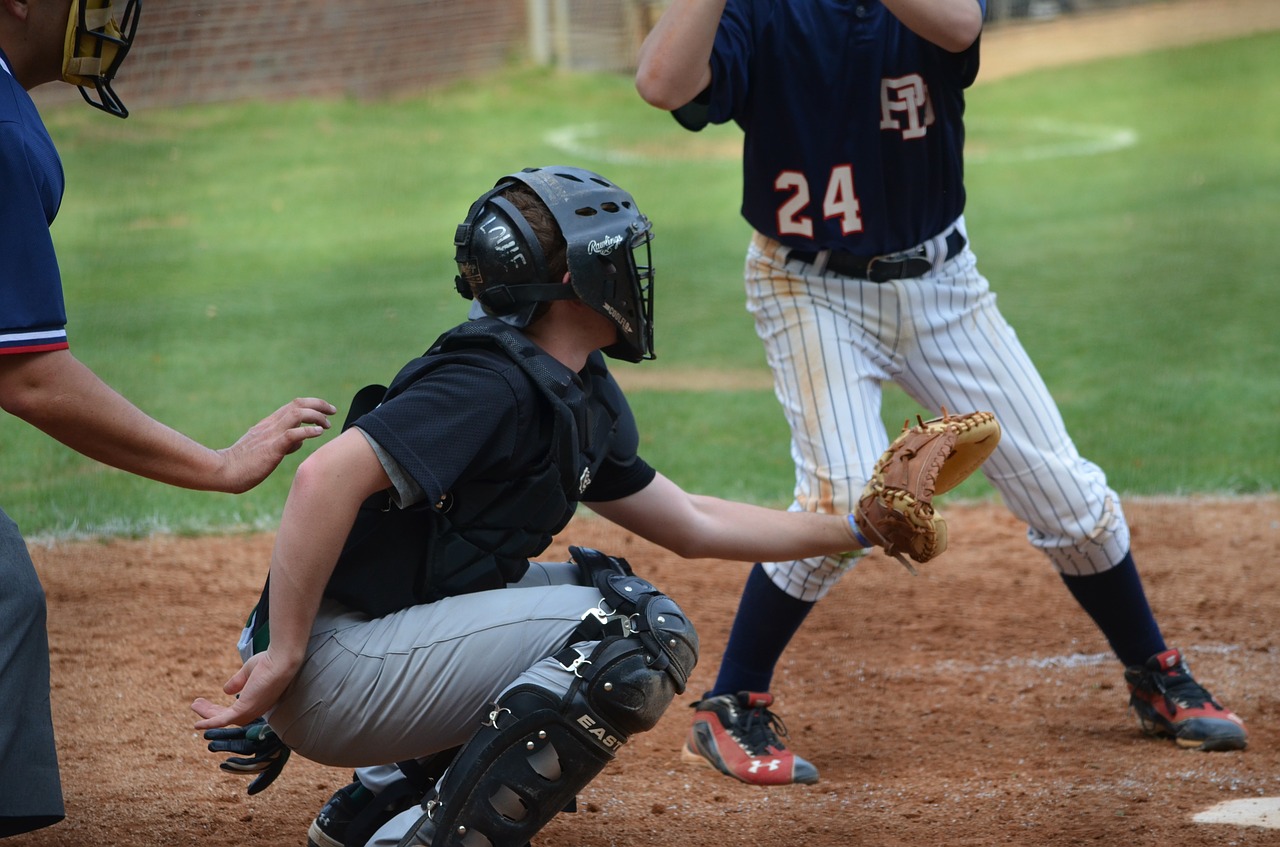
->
[396, 566, 697, 847]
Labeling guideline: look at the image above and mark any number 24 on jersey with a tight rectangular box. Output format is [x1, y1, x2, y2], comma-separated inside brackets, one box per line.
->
[775, 165, 862, 238]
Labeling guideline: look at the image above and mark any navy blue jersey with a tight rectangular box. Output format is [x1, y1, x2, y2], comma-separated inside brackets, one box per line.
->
[681, 0, 984, 255]
[0, 49, 69, 355]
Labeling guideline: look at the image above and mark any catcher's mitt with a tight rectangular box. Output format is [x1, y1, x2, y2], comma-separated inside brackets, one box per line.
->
[853, 409, 1001, 574]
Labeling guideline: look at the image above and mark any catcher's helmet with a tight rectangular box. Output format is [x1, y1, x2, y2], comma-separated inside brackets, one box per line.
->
[454, 166, 655, 362]
[62, 0, 141, 118]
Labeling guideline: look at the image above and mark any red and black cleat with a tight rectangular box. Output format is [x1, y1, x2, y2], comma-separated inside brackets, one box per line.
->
[681, 691, 820, 785]
[1125, 648, 1247, 752]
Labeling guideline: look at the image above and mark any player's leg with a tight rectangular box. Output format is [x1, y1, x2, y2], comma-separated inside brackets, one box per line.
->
[364, 549, 698, 847]
[0, 509, 65, 837]
[680, 237, 894, 786]
[303, 561, 596, 847]
[295, 553, 695, 846]
[267, 578, 607, 768]
[896, 235, 1245, 751]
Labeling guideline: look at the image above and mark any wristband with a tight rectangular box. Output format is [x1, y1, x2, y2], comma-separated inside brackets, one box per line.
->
[846, 513, 871, 548]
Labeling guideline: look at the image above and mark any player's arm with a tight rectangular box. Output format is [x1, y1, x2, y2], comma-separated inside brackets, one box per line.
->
[882, 0, 984, 52]
[0, 349, 335, 493]
[192, 428, 391, 729]
[634, 0, 725, 110]
[587, 471, 860, 563]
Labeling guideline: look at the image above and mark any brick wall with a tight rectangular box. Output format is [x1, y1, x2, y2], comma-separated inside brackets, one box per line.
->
[31, 0, 1159, 111]
[37, 0, 530, 110]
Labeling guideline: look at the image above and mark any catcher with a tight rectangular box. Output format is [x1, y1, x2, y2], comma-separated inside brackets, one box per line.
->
[193, 165, 993, 847]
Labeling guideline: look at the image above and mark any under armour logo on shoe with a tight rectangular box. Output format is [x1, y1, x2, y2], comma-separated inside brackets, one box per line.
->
[748, 759, 782, 774]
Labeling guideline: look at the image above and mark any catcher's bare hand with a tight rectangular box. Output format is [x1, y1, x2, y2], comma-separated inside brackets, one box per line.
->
[217, 397, 337, 493]
[192, 647, 299, 731]
[853, 409, 1000, 573]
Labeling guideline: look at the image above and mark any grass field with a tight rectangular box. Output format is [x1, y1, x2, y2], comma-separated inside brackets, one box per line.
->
[8, 32, 1278, 539]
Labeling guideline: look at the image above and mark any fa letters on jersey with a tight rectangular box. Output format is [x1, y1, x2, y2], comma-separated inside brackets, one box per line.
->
[879, 74, 935, 139]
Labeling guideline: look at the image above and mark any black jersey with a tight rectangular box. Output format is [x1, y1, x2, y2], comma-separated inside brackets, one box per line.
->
[323, 318, 655, 618]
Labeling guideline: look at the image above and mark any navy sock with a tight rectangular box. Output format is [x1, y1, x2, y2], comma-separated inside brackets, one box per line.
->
[1059, 551, 1165, 667]
[710, 563, 816, 697]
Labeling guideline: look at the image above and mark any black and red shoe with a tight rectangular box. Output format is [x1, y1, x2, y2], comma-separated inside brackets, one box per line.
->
[681, 691, 819, 785]
[1124, 648, 1247, 751]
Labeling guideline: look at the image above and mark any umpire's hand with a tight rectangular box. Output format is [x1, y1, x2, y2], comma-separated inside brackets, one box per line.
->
[217, 397, 338, 493]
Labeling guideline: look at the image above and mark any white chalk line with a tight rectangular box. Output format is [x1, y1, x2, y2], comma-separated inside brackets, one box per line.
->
[544, 123, 655, 165]
[928, 642, 1240, 675]
[967, 117, 1140, 163]
[543, 118, 1139, 166]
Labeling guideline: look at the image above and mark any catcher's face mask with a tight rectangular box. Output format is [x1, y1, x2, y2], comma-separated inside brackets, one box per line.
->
[455, 166, 656, 363]
[62, 0, 141, 118]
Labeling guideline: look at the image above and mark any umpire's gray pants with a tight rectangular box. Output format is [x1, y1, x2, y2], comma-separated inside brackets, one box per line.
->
[0, 508, 65, 836]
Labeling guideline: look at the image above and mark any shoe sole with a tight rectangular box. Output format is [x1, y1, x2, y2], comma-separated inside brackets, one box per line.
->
[681, 742, 717, 770]
[1134, 711, 1248, 752]
[307, 820, 345, 847]
[1190, 735, 1248, 752]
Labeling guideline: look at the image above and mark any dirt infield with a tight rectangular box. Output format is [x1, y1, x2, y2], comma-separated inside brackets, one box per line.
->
[977, 0, 1280, 84]
[21, 498, 1280, 847]
[15, 2, 1280, 846]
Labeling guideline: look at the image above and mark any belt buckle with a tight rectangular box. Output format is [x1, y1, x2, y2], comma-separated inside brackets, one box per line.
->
[865, 254, 900, 283]
[865, 255, 916, 285]
[868, 248, 931, 283]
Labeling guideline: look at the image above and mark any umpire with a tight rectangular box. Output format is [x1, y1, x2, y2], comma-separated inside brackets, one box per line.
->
[1, 0, 335, 835]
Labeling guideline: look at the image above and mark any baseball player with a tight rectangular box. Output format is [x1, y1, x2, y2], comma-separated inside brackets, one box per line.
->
[635, 0, 1246, 786]
[193, 166, 898, 847]
[0, 0, 336, 836]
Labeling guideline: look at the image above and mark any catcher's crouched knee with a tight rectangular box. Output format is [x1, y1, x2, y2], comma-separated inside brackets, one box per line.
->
[567, 546, 700, 732]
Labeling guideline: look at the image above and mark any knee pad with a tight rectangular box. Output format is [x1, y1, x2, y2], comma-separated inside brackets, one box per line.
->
[396, 552, 698, 847]
[567, 545, 700, 698]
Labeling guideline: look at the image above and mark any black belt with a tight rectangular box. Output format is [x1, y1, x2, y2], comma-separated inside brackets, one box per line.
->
[786, 229, 967, 282]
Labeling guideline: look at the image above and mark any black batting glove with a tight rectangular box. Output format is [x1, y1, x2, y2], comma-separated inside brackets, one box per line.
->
[203, 717, 291, 795]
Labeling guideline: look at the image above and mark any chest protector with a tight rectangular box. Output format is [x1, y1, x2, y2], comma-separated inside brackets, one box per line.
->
[320, 319, 630, 620]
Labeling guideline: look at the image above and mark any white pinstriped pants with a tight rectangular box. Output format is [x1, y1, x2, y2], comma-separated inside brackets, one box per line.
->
[746, 217, 1130, 602]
